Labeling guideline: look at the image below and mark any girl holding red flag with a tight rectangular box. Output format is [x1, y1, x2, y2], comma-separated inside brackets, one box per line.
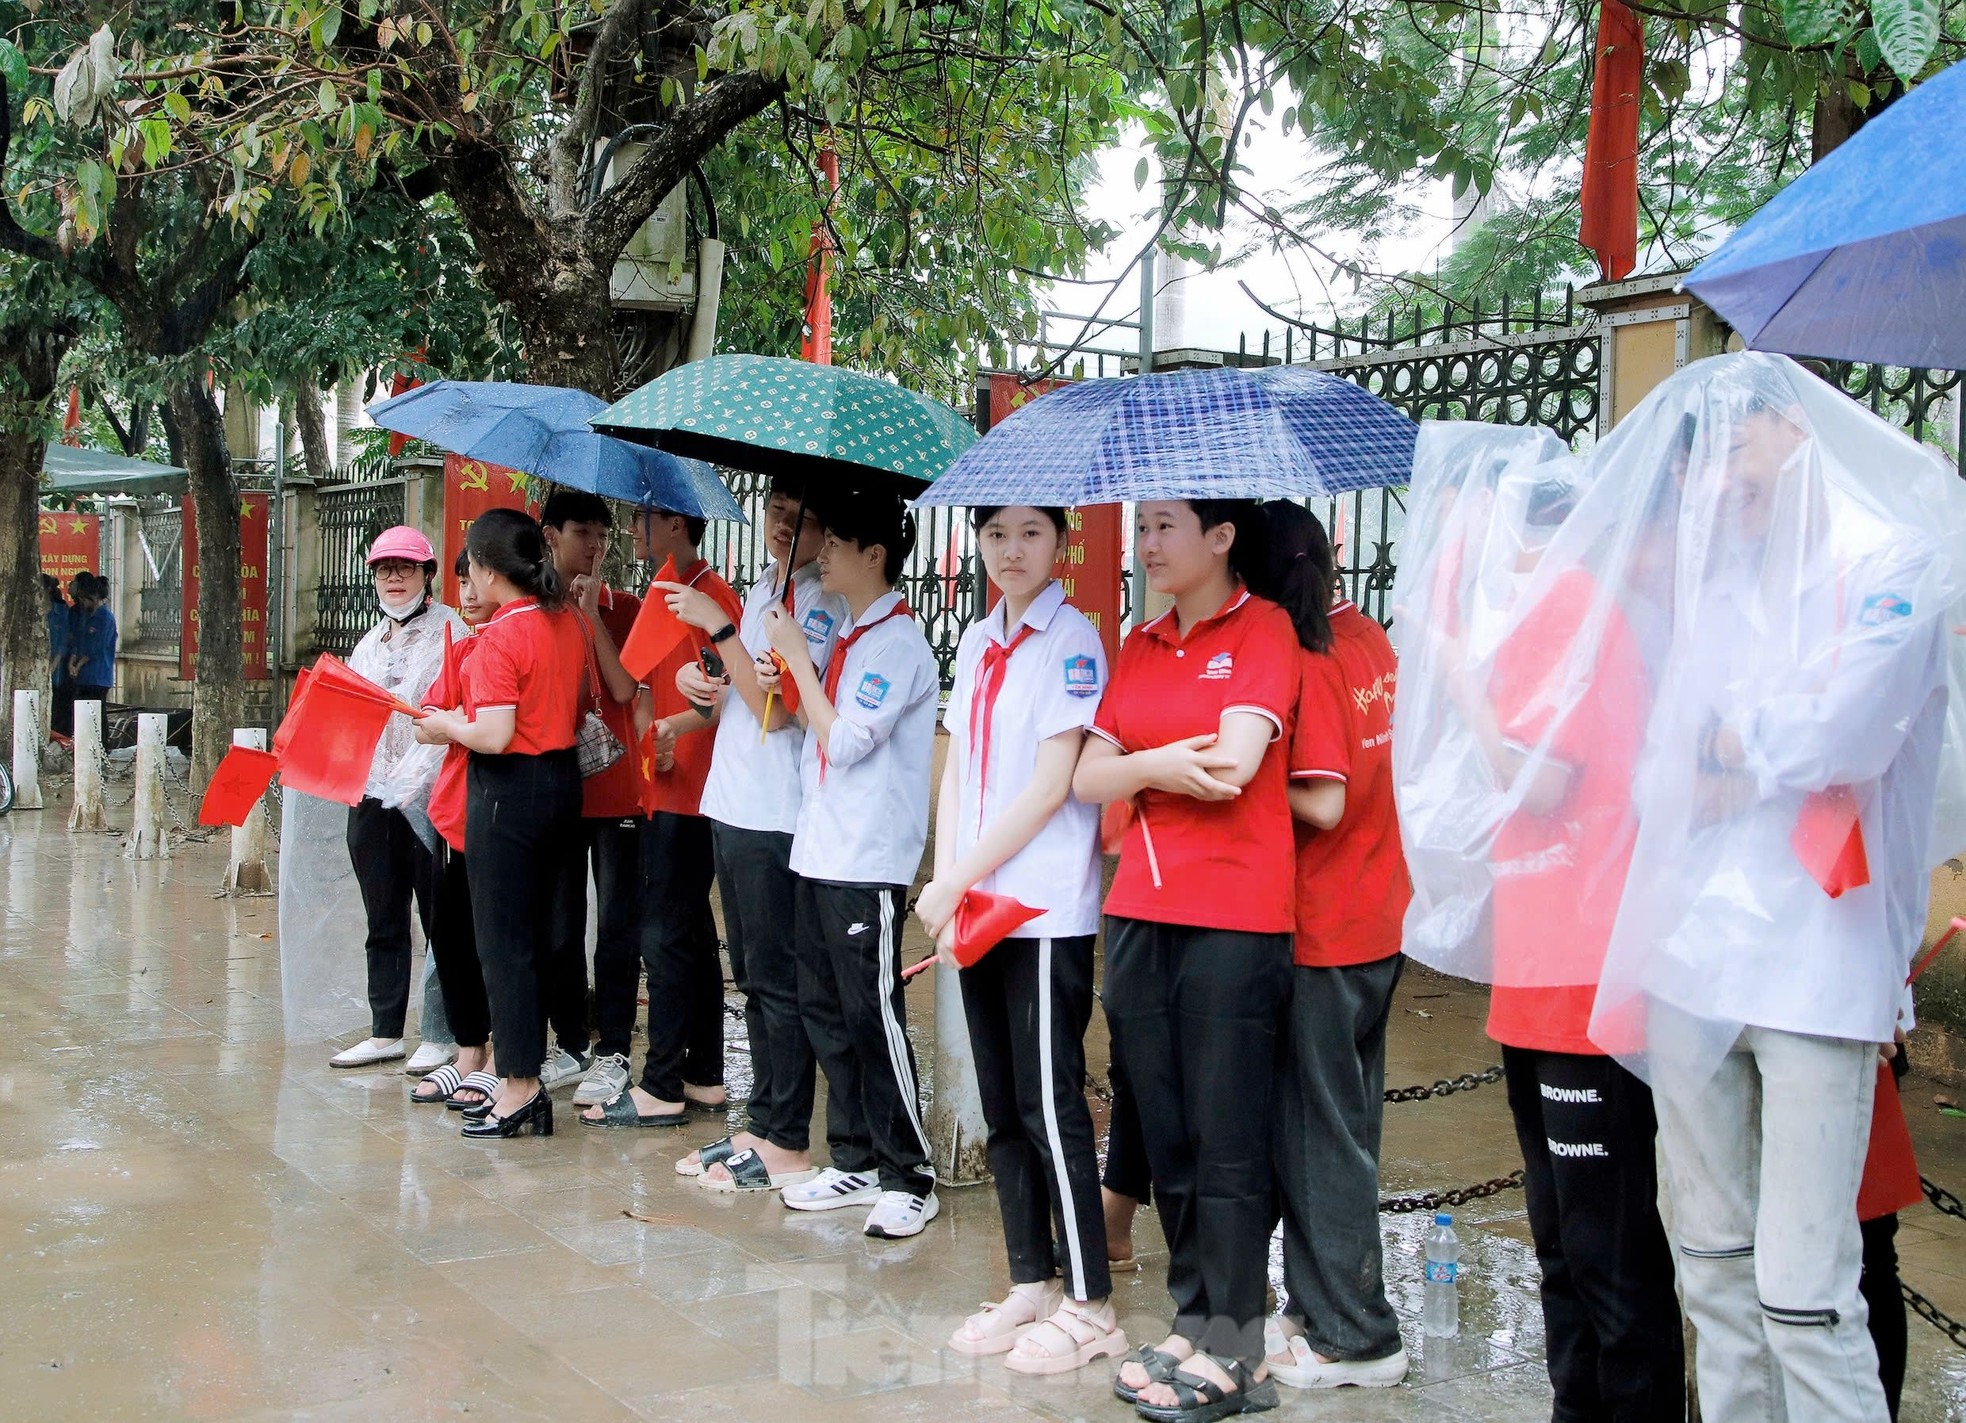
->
[1072, 499, 1300, 1419]
[918, 505, 1124, 1373]
[415, 509, 588, 1140]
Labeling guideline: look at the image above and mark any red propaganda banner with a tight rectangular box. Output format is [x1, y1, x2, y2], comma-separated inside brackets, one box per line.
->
[181, 492, 271, 681]
[38, 510, 101, 584]
[983, 373, 1123, 664]
[441, 453, 535, 605]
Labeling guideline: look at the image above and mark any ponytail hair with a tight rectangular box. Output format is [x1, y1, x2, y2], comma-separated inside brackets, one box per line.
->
[1259, 500, 1335, 654]
[465, 507, 565, 609]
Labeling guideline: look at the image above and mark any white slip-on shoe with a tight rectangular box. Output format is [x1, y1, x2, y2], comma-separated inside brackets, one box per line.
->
[1267, 1324, 1408, 1390]
[780, 1168, 881, 1212]
[330, 1038, 406, 1069]
[864, 1189, 940, 1239]
[404, 1042, 458, 1076]
[573, 1052, 631, 1107]
[538, 1047, 591, 1091]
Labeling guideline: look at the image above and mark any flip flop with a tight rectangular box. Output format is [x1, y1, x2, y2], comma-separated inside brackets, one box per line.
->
[411, 1064, 463, 1105]
[578, 1091, 691, 1129]
[675, 1135, 739, 1177]
[698, 1147, 820, 1195]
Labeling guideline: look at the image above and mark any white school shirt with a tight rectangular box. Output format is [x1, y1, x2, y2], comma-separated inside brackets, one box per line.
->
[944, 582, 1107, 938]
[789, 590, 940, 886]
[698, 560, 848, 835]
[1634, 545, 1947, 1048]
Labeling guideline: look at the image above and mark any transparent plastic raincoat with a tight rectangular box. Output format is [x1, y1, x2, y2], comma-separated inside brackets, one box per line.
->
[1389, 420, 1582, 979]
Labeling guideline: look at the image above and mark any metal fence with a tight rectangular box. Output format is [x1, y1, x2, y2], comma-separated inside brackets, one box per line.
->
[130, 501, 183, 652]
[313, 477, 406, 655]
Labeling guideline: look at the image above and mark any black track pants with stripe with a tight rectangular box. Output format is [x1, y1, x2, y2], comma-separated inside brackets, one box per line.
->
[794, 878, 933, 1195]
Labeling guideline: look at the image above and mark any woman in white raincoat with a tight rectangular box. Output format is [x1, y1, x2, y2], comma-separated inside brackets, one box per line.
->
[326, 526, 469, 1072]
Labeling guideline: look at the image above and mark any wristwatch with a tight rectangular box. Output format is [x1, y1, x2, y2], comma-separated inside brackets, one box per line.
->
[709, 622, 738, 644]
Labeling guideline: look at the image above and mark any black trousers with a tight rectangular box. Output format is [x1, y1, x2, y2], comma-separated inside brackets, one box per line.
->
[51, 675, 75, 736]
[715, 824, 816, 1151]
[966, 934, 1112, 1299]
[578, 817, 646, 1060]
[345, 797, 439, 1039]
[1103, 916, 1290, 1366]
[1103, 1055, 1152, 1204]
[1862, 1213, 1905, 1422]
[467, 749, 581, 1080]
[1277, 956, 1405, 1361]
[636, 811, 726, 1100]
[1503, 1046, 1685, 1423]
[428, 844, 489, 1047]
[794, 877, 930, 1194]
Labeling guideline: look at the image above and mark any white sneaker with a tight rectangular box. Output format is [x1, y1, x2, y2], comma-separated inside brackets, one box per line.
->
[539, 1047, 591, 1091]
[404, 1042, 458, 1076]
[573, 1052, 631, 1106]
[329, 1037, 405, 1069]
[780, 1168, 881, 1212]
[864, 1189, 940, 1239]
[1267, 1323, 1409, 1390]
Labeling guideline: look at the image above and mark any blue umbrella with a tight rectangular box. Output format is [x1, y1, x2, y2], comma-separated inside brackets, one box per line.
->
[912, 365, 1416, 509]
[1685, 58, 1966, 368]
[367, 379, 745, 522]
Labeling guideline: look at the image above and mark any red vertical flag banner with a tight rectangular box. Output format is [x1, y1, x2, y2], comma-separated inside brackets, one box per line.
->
[1579, 0, 1645, 283]
[181, 493, 271, 680]
[801, 146, 840, 366]
[441, 453, 535, 605]
[38, 510, 101, 583]
[982, 373, 1123, 665]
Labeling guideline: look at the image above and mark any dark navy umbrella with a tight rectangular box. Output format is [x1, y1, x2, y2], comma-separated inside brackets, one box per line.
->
[912, 365, 1416, 509]
[1685, 58, 1966, 367]
[368, 379, 745, 521]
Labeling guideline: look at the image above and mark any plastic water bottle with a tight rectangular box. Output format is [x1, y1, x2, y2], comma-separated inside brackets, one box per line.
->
[1423, 1211, 1460, 1338]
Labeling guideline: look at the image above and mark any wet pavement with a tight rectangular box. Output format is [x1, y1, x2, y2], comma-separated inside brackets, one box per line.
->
[4, 795, 1966, 1421]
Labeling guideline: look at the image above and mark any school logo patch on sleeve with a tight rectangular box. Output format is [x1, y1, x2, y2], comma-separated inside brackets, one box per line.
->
[854, 672, 891, 710]
[1200, 650, 1235, 681]
[801, 608, 836, 643]
[1063, 654, 1100, 698]
[1860, 592, 1914, 626]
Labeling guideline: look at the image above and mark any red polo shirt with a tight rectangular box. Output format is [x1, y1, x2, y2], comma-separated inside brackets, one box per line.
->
[642, 560, 744, 818]
[422, 634, 478, 852]
[461, 597, 586, 758]
[1091, 590, 1300, 934]
[1288, 602, 1407, 966]
[1484, 569, 1650, 1054]
[580, 586, 646, 818]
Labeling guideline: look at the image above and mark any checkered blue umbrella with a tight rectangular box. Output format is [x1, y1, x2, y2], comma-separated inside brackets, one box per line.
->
[913, 365, 1416, 508]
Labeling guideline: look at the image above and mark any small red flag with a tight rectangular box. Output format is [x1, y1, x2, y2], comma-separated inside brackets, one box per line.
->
[1856, 1062, 1923, 1220]
[1792, 785, 1871, 898]
[309, 653, 425, 719]
[902, 890, 1043, 979]
[621, 556, 692, 682]
[272, 656, 420, 805]
[197, 745, 280, 826]
[1579, 0, 1644, 282]
[272, 666, 316, 759]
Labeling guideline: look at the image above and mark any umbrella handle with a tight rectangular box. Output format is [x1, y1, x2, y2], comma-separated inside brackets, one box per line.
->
[900, 955, 936, 981]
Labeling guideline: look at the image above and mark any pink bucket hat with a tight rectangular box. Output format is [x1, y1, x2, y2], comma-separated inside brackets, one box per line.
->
[366, 525, 435, 566]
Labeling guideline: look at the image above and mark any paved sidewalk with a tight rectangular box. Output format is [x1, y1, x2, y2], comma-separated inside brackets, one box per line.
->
[3, 799, 1964, 1420]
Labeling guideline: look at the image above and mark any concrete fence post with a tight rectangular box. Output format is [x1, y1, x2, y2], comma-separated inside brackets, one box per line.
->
[127, 712, 171, 860]
[10, 690, 42, 810]
[68, 700, 107, 831]
[927, 961, 991, 1185]
[223, 727, 272, 893]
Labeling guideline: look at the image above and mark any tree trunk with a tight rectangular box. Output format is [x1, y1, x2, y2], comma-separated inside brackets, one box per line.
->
[293, 381, 333, 481]
[0, 324, 74, 754]
[169, 378, 244, 789]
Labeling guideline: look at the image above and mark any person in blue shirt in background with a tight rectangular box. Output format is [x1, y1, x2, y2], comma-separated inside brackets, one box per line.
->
[66, 573, 117, 710]
[44, 575, 74, 735]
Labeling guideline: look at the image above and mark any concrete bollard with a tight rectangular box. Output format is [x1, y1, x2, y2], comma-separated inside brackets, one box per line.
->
[68, 700, 107, 831]
[126, 712, 171, 860]
[11, 690, 42, 810]
[223, 727, 272, 893]
[926, 958, 991, 1185]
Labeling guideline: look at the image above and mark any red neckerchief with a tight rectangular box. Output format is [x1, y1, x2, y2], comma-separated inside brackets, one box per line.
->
[817, 599, 913, 780]
[969, 621, 1039, 827]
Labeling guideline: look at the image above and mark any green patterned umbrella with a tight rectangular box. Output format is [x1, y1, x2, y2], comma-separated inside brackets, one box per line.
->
[590, 354, 976, 492]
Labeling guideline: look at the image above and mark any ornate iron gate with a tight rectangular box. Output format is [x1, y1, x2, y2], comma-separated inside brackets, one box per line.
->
[313, 478, 406, 655]
[130, 501, 183, 652]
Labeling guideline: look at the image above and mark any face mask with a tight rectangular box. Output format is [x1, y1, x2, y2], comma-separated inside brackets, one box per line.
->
[378, 588, 427, 623]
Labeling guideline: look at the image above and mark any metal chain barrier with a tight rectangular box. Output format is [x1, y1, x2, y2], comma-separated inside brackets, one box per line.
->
[1380, 1169, 1525, 1215]
[1385, 1063, 1506, 1103]
[1922, 1174, 1966, 1222]
[1903, 1281, 1966, 1352]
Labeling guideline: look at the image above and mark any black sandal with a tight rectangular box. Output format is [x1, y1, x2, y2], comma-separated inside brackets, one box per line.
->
[1133, 1355, 1278, 1423]
[1113, 1345, 1184, 1405]
[447, 1070, 500, 1114]
[579, 1091, 691, 1129]
[675, 1134, 740, 1178]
